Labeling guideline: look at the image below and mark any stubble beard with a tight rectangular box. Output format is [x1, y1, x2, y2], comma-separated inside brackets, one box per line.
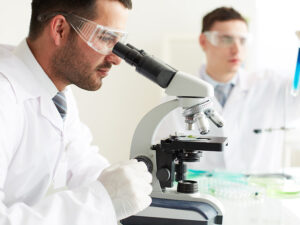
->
[51, 36, 103, 91]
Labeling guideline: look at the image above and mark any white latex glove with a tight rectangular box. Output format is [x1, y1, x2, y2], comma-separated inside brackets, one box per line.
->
[98, 159, 153, 220]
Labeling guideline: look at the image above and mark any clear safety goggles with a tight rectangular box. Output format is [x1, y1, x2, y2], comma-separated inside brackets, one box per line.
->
[37, 12, 128, 55]
[203, 31, 251, 48]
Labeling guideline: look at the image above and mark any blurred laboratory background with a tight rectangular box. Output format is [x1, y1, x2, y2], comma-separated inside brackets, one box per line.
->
[1, 0, 300, 166]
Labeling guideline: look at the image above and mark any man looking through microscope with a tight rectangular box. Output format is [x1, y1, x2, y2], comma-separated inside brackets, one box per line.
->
[0, 0, 152, 224]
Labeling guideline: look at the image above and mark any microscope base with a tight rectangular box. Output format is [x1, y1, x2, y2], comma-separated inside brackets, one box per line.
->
[121, 216, 213, 225]
[120, 198, 223, 225]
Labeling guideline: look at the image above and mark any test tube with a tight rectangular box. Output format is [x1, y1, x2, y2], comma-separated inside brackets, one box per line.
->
[291, 31, 300, 96]
[291, 48, 300, 96]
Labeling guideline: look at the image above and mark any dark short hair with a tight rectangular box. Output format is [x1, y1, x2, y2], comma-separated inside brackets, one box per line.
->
[201, 7, 247, 33]
[28, 0, 132, 41]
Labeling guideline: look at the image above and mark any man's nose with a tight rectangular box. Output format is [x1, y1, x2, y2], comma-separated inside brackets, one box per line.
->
[230, 39, 241, 54]
[105, 52, 122, 65]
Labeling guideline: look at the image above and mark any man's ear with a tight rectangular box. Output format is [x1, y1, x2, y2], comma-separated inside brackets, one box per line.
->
[49, 15, 70, 46]
[199, 33, 206, 51]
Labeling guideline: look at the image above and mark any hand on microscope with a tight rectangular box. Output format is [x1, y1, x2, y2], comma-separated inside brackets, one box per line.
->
[98, 159, 153, 220]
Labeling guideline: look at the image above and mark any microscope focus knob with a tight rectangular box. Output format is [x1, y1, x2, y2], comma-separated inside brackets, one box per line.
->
[135, 155, 153, 173]
[156, 168, 170, 182]
[177, 180, 198, 193]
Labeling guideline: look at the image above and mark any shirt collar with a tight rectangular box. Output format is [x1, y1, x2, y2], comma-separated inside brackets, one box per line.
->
[13, 39, 58, 98]
[199, 64, 239, 88]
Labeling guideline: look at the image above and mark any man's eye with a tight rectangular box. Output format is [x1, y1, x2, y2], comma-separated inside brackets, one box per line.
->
[221, 36, 234, 44]
[98, 35, 114, 42]
[240, 37, 247, 45]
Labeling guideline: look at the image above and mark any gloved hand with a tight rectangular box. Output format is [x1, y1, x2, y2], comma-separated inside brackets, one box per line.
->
[98, 159, 152, 220]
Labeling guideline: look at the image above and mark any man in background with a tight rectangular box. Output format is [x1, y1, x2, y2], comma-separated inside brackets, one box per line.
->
[157, 7, 300, 173]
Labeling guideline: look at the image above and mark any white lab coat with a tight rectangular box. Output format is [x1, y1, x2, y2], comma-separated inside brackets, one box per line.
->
[0, 43, 118, 224]
[156, 67, 300, 173]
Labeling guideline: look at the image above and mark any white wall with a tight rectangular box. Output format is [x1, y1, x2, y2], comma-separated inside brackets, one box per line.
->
[0, 0, 31, 45]
[1, 0, 299, 165]
[254, 0, 300, 72]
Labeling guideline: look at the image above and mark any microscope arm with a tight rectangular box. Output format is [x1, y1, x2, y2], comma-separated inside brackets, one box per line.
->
[113, 42, 213, 98]
[165, 70, 213, 97]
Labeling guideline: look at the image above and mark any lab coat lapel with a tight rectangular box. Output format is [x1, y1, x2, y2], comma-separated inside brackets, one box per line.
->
[0, 50, 34, 101]
[40, 95, 64, 132]
[197, 68, 223, 112]
[212, 97, 223, 112]
[223, 69, 249, 116]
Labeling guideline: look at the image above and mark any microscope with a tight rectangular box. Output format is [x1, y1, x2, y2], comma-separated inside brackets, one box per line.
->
[113, 43, 228, 225]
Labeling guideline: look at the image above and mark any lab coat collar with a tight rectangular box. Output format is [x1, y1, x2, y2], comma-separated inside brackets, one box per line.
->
[13, 39, 58, 99]
[0, 40, 64, 131]
[200, 65, 238, 88]
[199, 64, 249, 92]
[0, 45, 32, 101]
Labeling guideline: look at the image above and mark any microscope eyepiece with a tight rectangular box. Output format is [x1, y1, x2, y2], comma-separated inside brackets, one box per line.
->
[113, 42, 143, 66]
[112, 42, 177, 88]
